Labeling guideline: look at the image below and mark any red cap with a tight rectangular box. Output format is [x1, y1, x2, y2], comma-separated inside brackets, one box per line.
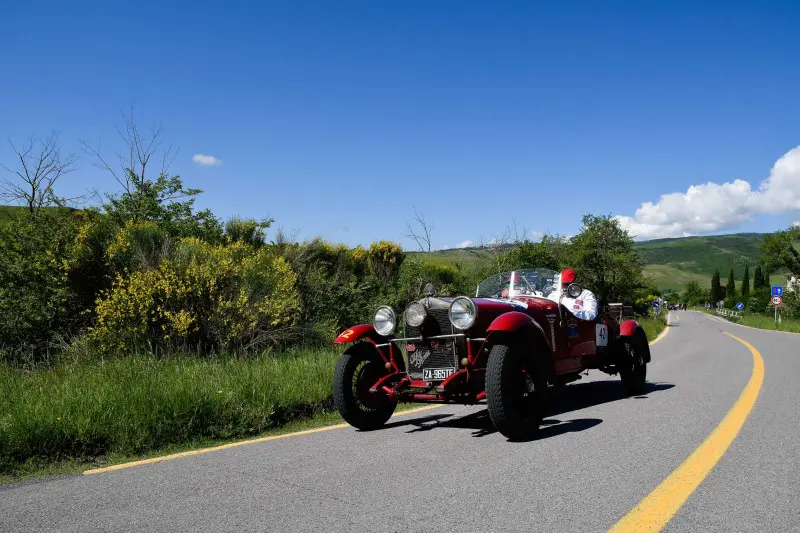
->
[561, 269, 576, 283]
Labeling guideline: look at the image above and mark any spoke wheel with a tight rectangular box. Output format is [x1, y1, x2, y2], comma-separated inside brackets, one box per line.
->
[333, 343, 396, 430]
[485, 342, 547, 440]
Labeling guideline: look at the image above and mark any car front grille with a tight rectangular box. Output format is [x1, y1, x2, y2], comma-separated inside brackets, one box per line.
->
[403, 307, 458, 380]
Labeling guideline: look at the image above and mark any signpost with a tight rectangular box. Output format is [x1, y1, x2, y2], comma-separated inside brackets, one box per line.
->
[771, 294, 783, 324]
[772, 286, 783, 297]
[736, 302, 744, 310]
[652, 299, 661, 317]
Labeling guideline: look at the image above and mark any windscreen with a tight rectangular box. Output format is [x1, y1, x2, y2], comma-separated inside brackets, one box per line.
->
[476, 268, 560, 299]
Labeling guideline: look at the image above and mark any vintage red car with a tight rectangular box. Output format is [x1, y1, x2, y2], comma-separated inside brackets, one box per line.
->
[332, 267, 651, 440]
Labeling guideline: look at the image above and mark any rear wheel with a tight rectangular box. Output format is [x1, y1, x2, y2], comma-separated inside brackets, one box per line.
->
[485, 342, 547, 440]
[619, 329, 648, 395]
[333, 343, 397, 430]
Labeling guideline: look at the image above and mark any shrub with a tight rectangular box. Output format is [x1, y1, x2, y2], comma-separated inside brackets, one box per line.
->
[89, 239, 301, 355]
[0, 212, 81, 364]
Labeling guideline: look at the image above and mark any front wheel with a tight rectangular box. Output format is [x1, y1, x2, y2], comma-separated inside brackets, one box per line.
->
[333, 343, 397, 430]
[485, 342, 547, 440]
[619, 329, 648, 395]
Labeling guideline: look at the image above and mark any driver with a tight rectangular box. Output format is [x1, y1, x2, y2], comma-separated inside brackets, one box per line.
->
[500, 273, 522, 298]
[548, 269, 599, 321]
[499, 272, 534, 298]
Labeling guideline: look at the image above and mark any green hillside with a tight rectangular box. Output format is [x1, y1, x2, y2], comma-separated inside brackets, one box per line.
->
[415, 233, 777, 292]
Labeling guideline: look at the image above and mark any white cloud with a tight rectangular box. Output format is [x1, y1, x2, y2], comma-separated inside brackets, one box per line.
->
[192, 154, 222, 166]
[616, 145, 800, 240]
[456, 240, 474, 248]
[793, 221, 800, 227]
[530, 231, 544, 242]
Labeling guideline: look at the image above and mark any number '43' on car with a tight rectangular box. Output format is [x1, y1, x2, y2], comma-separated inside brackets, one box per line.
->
[332, 268, 651, 440]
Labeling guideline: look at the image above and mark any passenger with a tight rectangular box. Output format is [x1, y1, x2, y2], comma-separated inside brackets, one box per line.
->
[548, 269, 599, 321]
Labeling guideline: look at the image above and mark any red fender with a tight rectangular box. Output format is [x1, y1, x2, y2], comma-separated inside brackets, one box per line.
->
[334, 324, 406, 372]
[619, 319, 640, 337]
[485, 311, 552, 351]
[334, 324, 379, 344]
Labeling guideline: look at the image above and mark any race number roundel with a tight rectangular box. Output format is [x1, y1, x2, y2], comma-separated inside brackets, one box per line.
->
[595, 324, 608, 347]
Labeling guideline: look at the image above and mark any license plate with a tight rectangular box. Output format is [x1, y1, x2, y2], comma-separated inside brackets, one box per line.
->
[423, 367, 455, 381]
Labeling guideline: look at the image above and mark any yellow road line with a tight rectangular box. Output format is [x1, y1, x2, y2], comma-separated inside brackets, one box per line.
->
[84, 404, 441, 475]
[649, 313, 671, 346]
[607, 332, 764, 533]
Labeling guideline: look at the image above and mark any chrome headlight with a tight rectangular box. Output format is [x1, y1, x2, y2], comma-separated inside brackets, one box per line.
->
[373, 306, 397, 336]
[405, 301, 427, 327]
[449, 297, 477, 330]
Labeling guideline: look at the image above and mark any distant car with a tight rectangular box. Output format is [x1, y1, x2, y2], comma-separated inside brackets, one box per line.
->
[332, 267, 651, 440]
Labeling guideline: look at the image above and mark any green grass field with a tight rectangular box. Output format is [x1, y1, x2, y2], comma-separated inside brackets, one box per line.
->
[0, 349, 342, 477]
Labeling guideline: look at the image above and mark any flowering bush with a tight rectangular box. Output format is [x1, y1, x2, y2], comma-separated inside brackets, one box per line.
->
[89, 238, 300, 355]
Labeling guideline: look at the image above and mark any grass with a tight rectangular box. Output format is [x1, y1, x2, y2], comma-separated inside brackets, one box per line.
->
[639, 314, 668, 342]
[0, 348, 343, 478]
[0, 402, 428, 485]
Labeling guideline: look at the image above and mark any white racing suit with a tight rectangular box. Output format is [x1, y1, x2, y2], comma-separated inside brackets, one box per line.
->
[548, 288, 599, 321]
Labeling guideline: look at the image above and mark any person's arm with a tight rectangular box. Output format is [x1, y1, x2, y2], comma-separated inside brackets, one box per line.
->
[568, 291, 599, 321]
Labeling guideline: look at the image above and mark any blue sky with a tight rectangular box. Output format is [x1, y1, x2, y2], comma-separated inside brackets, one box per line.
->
[2, 0, 800, 249]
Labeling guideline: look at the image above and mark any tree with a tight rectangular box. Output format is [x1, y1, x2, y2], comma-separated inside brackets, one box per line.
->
[726, 269, 736, 300]
[710, 270, 722, 304]
[683, 281, 706, 306]
[404, 207, 433, 252]
[741, 265, 750, 298]
[1, 131, 77, 218]
[506, 234, 568, 272]
[568, 214, 645, 306]
[82, 108, 221, 240]
[753, 265, 764, 289]
[760, 226, 800, 280]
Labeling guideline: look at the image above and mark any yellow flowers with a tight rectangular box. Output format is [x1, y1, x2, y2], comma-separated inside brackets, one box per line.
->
[89, 237, 301, 354]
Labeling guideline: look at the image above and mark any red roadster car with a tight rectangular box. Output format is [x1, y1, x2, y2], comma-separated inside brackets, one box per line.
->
[332, 267, 651, 440]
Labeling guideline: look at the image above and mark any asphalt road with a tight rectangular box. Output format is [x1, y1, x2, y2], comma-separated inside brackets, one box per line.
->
[2, 311, 798, 532]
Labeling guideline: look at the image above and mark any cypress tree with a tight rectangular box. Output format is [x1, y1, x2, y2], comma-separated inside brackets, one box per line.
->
[711, 270, 721, 303]
[727, 269, 736, 299]
[753, 265, 764, 289]
[741, 265, 750, 297]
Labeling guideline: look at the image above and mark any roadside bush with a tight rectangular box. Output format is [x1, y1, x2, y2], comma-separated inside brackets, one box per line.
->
[0, 213, 81, 364]
[89, 239, 301, 355]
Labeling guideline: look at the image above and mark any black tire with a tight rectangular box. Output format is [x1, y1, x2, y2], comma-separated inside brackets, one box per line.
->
[619, 328, 648, 395]
[485, 342, 547, 440]
[333, 343, 397, 430]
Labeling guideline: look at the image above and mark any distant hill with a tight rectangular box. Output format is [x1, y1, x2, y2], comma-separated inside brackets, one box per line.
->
[413, 233, 779, 292]
[0, 205, 77, 226]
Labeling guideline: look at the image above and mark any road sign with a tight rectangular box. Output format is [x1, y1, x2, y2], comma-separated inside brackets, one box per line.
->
[736, 302, 744, 310]
[771, 295, 783, 306]
[652, 300, 661, 308]
[772, 286, 783, 297]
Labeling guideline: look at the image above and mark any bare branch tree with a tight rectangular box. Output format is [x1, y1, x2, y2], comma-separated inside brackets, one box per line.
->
[404, 207, 433, 252]
[80, 105, 178, 194]
[0, 131, 77, 218]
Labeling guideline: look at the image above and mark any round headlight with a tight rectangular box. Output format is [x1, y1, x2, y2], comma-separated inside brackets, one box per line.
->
[449, 297, 477, 330]
[405, 301, 427, 327]
[373, 306, 397, 336]
[567, 283, 582, 298]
